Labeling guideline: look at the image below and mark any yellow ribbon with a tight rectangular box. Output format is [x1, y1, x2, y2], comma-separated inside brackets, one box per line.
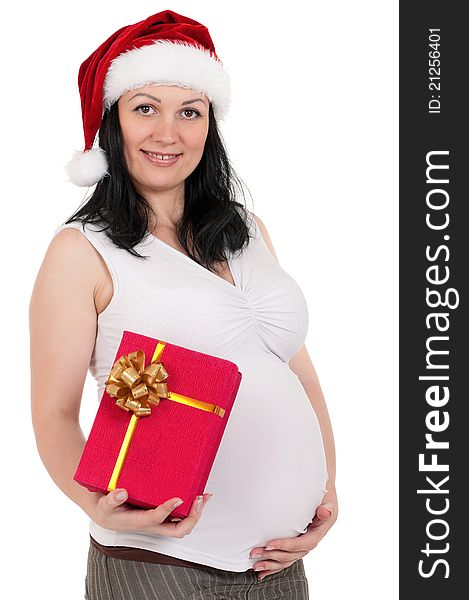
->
[106, 340, 225, 491]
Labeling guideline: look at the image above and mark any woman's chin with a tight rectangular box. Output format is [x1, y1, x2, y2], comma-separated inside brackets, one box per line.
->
[133, 173, 185, 193]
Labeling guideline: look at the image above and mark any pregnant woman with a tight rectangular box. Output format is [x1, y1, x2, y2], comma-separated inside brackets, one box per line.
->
[30, 9, 338, 600]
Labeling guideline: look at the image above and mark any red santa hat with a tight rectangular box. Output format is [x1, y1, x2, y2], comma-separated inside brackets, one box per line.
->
[65, 9, 231, 187]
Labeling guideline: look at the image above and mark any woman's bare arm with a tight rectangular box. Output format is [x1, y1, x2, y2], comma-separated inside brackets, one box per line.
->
[29, 228, 104, 519]
[29, 227, 212, 534]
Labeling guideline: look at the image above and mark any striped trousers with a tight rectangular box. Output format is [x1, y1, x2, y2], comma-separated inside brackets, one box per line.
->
[85, 540, 310, 599]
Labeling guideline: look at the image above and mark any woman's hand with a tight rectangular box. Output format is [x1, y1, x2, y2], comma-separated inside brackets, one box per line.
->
[250, 491, 338, 581]
[90, 488, 213, 538]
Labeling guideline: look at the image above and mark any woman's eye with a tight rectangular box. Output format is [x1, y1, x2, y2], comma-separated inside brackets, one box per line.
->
[181, 108, 201, 120]
[135, 104, 156, 116]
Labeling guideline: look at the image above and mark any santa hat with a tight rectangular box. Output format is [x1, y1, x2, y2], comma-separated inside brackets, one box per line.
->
[65, 9, 231, 187]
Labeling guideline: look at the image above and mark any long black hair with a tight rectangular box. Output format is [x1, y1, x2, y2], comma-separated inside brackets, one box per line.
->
[65, 101, 254, 271]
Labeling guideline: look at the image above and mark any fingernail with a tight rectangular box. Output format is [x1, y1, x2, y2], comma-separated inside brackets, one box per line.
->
[196, 495, 203, 512]
[265, 545, 276, 550]
[173, 499, 184, 508]
[115, 490, 127, 501]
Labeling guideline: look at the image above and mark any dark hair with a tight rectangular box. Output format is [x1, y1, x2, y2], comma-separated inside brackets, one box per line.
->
[65, 101, 254, 271]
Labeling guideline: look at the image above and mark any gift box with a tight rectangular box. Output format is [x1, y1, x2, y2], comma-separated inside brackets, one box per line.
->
[74, 330, 242, 518]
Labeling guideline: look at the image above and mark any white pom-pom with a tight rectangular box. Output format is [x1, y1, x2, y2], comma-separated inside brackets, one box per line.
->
[65, 147, 109, 187]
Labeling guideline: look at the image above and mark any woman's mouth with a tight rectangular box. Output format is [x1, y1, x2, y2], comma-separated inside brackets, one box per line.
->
[141, 150, 182, 167]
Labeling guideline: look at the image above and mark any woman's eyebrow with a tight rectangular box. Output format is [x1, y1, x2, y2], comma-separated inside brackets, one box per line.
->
[128, 93, 206, 106]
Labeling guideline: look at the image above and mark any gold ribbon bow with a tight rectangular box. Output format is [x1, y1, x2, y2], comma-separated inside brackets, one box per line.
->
[105, 350, 170, 417]
[105, 340, 225, 491]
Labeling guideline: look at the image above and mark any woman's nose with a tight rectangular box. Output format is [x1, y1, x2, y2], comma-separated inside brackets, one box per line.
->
[150, 116, 179, 142]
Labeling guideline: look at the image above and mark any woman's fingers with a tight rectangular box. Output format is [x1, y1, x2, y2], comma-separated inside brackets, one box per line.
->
[96, 489, 213, 537]
[315, 502, 335, 520]
[105, 489, 130, 509]
[157, 493, 213, 537]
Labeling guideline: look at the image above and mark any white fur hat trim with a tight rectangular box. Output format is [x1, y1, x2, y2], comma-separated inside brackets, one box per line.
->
[103, 40, 231, 122]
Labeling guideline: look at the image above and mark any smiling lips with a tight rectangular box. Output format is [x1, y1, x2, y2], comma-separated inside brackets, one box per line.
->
[141, 150, 182, 166]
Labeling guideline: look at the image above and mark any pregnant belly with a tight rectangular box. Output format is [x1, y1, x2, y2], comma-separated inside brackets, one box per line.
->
[93, 353, 329, 570]
[201, 354, 329, 547]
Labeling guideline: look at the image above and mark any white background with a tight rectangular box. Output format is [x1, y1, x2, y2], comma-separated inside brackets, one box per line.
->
[2, 1, 398, 598]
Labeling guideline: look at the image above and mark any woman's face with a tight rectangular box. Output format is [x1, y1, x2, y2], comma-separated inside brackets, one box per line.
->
[117, 84, 210, 196]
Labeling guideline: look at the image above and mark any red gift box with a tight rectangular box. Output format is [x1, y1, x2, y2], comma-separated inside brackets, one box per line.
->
[74, 330, 242, 518]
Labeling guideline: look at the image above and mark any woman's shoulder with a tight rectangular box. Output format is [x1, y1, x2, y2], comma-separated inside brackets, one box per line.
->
[48, 221, 109, 287]
[51, 220, 88, 249]
[52, 219, 104, 240]
[49, 221, 115, 315]
[249, 212, 279, 262]
[51, 221, 95, 255]
[52, 220, 116, 262]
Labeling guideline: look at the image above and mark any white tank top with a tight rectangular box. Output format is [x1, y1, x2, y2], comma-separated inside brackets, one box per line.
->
[53, 211, 328, 572]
